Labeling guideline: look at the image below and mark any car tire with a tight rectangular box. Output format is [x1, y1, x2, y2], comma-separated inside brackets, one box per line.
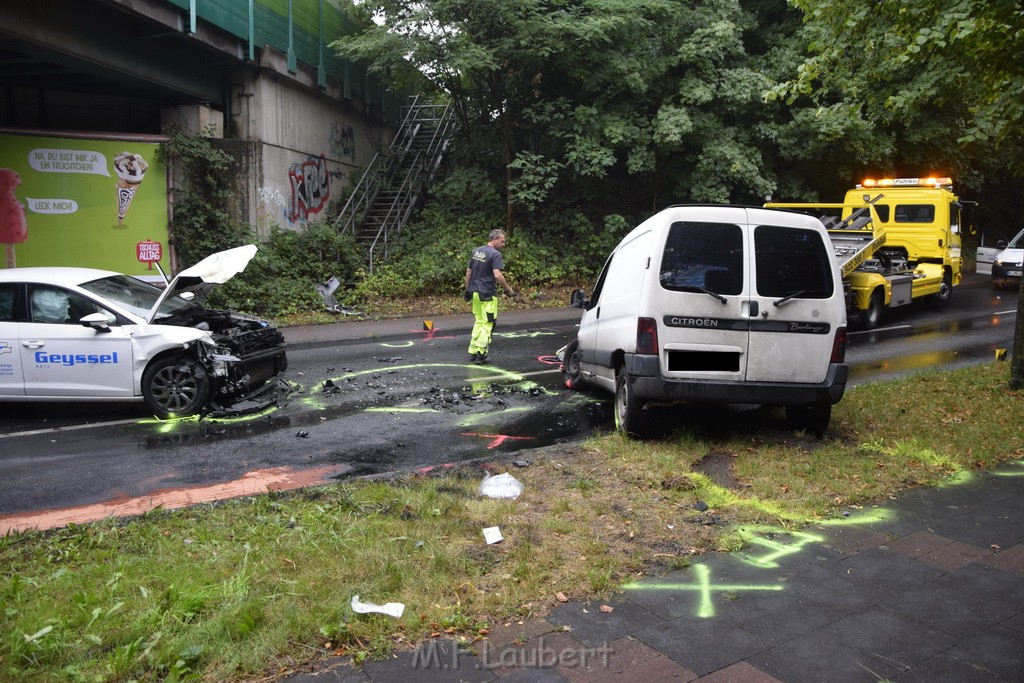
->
[561, 339, 584, 390]
[861, 289, 883, 329]
[929, 271, 953, 308]
[614, 372, 649, 438]
[785, 402, 831, 438]
[142, 356, 211, 419]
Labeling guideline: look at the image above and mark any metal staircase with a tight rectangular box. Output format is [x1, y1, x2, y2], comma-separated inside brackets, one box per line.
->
[333, 96, 455, 271]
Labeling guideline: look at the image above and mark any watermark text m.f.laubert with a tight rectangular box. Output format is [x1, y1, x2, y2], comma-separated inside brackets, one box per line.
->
[411, 636, 614, 671]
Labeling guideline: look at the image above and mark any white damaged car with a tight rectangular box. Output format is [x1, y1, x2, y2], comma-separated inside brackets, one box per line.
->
[0, 245, 288, 418]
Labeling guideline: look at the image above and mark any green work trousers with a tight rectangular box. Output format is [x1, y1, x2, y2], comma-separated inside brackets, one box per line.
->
[468, 293, 498, 355]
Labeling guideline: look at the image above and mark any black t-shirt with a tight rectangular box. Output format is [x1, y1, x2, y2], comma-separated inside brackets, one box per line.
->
[466, 244, 504, 295]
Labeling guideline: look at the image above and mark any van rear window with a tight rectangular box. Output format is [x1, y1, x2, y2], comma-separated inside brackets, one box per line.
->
[753, 225, 834, 298]
[660, 222, 743, 295]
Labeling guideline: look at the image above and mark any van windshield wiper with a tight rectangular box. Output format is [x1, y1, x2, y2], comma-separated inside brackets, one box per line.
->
[773, 290, 806, 307]
[698, 287, 727, 304]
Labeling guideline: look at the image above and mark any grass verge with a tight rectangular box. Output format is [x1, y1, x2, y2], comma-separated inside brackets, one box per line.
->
[1, 362, 1022, 681]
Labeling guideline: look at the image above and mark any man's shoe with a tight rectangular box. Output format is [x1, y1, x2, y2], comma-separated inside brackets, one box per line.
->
[469, 353, 480, 363]
[477, 354, 489, 364]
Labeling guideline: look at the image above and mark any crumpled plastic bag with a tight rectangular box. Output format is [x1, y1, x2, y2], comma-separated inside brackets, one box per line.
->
[479, 472, 524, 499]
[351, 595, 405, 618]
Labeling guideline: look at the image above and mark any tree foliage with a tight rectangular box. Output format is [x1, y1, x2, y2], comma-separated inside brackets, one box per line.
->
[773, 0, 1024, 181]
[333, 0, 830, 226]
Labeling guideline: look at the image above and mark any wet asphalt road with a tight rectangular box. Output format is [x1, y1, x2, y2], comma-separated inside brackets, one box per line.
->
[0, 272, 1018, 526]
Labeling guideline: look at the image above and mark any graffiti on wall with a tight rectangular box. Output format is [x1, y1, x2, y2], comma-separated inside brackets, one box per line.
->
[329, 121, 355, 161]
[287, 154, 330, 223]
[256, 186, 287, 231]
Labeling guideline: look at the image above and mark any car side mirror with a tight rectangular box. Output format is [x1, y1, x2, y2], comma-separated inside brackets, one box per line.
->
[79, 312, 111, 332]
[570, 289, 589, 309]
[996, 240, 1008, 249]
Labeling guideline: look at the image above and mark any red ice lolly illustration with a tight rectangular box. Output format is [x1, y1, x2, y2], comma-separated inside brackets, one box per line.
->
[0, 169, 28, 268]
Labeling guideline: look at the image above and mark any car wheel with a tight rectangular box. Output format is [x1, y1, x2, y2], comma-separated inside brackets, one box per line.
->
[142, 356, 211, 418]
[614, 372, 649, 438]
[562, 339, 584, 389]
[861, 289, 883, 329]
[929, 271, 953, 308]
[785, 402, 831, 438]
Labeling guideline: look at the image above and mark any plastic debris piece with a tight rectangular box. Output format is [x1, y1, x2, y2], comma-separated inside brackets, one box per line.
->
[695, 500, 709, 511]
[295, 430, 310, 438]
[351, 595, 405, 618]
[483, 527, 504, 544]
[512, 459, 530, 468]
[600, 605, 614, 613]
[479, 472, 525, 499]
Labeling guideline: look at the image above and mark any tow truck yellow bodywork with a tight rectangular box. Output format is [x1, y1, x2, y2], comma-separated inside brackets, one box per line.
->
[767, 177, 966, 328]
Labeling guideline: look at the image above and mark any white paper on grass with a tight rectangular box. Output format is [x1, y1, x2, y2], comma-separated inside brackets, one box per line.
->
[479, 472, 524, 499]
[483, 526, 504, 544]
[351, 595, 405, 618]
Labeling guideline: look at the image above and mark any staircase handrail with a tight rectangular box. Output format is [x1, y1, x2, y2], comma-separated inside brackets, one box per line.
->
[367, 152, 427, 270]
[332, 95, 424, 235]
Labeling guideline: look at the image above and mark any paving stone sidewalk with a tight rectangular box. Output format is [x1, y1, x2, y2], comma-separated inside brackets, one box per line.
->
[285, 459, 1024, 682]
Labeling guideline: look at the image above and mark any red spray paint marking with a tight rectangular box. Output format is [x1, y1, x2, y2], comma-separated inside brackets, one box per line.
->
[409, 320, 454, 340]
[462, 432, 537, 449]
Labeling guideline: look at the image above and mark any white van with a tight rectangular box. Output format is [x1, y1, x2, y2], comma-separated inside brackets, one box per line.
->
[561, 205, 848, 437]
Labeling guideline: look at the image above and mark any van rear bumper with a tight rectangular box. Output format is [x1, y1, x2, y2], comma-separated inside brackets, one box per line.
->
[625, 355, 847, 405]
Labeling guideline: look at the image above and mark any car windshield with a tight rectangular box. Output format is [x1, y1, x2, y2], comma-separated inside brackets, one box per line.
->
[1008, 229, 1024, 249]
[80, 275, 197, 320]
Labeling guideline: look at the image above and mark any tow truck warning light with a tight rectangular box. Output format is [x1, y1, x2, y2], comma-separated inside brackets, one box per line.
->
[859, 177, 952, 189]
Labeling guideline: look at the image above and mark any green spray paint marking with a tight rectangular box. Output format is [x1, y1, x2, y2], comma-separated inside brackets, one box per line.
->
[992, 460, 1024, 477]
[138, 405, 278, 429]
[494, 330, 555, 339]
[817, 507, 895, 527]
[623, 564, 783, 618]
[734, 526, 825, 569]
[459, 407, 531, 426]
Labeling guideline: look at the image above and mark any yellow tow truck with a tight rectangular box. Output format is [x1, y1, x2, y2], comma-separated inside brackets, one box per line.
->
[767, 177, 971, 328]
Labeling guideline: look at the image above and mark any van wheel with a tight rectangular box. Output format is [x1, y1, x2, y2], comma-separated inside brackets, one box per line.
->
[861, 289, 883, 329]
[561, 339, 584, 389]
[929, 272, 953, 308]
[142, 357, 210, 419]
[614, 373, 649, 438]
[785, 402, 831, 438]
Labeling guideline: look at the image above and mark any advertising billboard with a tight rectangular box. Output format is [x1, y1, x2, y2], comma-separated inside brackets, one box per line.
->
[0, 131, 169, 281]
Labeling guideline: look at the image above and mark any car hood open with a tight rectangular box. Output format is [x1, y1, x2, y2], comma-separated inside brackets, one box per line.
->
[146, 244, 258, 324]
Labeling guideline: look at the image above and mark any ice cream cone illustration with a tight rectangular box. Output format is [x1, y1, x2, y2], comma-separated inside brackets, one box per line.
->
[0, 169, 28, 268]
[113, 152, 148, 224]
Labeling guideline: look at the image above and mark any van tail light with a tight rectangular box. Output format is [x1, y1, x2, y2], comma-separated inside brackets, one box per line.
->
[637, 317, 659, 355]
[831, 327, 847, 363]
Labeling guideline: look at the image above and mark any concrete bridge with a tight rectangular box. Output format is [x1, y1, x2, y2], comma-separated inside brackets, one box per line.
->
[0, 0, 403, 257]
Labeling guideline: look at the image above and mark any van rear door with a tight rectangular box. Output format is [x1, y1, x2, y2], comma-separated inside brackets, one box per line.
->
[745, 216, 839, 384]
[657, 211, 751, 381]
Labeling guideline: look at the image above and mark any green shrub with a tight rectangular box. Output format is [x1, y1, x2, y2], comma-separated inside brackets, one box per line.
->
[210, 224, 363, 316]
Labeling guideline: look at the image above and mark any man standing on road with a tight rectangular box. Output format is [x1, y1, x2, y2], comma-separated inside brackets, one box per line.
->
[465, 229, 515, 364]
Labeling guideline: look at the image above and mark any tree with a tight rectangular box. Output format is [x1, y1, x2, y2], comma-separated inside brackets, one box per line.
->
[774, 0, 1024, 386]
[333, 0, 826, 231]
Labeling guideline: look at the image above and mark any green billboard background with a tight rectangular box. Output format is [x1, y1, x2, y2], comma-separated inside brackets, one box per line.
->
[0, 132, 169, 281]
